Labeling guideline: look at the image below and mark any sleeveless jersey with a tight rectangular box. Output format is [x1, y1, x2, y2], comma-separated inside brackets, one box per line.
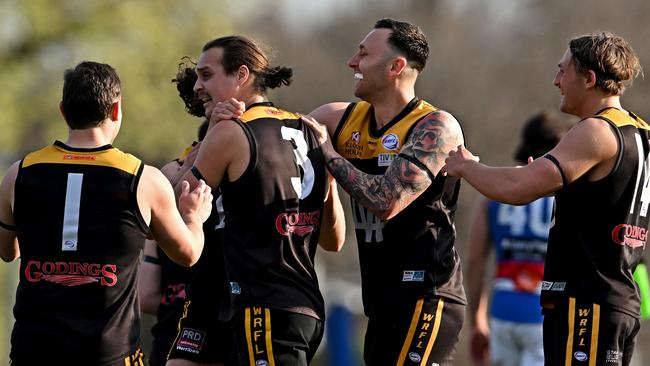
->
[488, 198, 553, 323]
[542, 108, 650, 317]
[333, 98, 466, 316]
[220, 102, 328, 320]
[11, 141, 149, 365]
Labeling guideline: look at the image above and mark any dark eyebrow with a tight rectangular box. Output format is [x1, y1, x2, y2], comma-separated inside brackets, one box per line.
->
[196, 66, 209, 73]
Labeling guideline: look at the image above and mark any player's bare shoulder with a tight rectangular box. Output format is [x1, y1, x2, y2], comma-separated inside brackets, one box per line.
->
[309, 102, 351, 135]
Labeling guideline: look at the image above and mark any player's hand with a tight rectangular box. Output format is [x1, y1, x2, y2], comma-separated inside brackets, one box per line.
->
[301, 114, 331, 145]
[209, 98, 245, 124]
[469, 325, 490, 366]
[441, 145, 479, 177]
[179, 179, 213, 224]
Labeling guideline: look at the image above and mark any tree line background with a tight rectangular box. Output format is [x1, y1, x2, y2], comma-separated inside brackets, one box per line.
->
[1, 0, 650, 364]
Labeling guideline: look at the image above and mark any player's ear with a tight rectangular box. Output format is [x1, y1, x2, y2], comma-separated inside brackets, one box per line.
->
[390, 56, 407, 77]
[59, 101, 66, 119]
[110, 100, 120, 121]
[237, 65, 250, 87]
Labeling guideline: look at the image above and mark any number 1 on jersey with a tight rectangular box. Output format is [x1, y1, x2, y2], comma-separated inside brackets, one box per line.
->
[62, 173, 83, 251]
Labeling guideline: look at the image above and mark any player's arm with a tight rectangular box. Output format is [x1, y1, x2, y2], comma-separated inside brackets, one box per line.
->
[138, 240, 162, 315]
[309, 102, 350, 137]
[467, 197, 491, 366]
[442, 118, 618, 204]
[0, 161, 20, 262]
[173, 119, 249, 194]
[318, 175, 346, 252]
[139, 165, 212, 267]
[304, 111, 463, 220]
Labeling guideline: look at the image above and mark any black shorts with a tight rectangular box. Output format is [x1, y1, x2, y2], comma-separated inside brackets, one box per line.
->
[229, 306, 324, 366]
[364, 296, 465, 366]
[543, 297, 641, 366]
[167, 300, 231, 364]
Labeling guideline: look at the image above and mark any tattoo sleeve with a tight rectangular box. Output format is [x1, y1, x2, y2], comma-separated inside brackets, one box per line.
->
[326, 111, 460, 217]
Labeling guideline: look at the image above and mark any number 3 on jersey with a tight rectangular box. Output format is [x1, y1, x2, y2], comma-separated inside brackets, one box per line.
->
[281, 126, 314, 199]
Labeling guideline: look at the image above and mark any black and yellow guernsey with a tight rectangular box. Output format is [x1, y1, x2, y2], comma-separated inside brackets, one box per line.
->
[542, 107, 650, 318]
[333, 98, 466, 316]
[220, 102, 328, 320]
[11, 141, 149, 365]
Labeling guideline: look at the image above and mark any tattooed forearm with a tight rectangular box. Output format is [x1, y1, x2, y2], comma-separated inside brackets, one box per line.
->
[326, 155, 431, 218]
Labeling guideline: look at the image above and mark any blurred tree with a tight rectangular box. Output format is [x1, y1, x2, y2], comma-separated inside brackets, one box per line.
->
[0, 0, 232, 165]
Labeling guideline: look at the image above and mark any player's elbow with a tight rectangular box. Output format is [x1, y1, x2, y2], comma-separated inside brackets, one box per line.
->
[0, 252, 18, 262]
[178, 251, 201, 268]
[320, 236, 345, 252]
[375, 204, 401, 221]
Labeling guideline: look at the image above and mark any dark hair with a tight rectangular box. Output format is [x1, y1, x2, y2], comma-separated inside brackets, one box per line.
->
[374, 18, 429, 72]
[61, 61, 121, 129]
[569, 32, 643, 95]
[514, 111, 569, 163]
[202, 35, 292, 94]
[172, 57, 205, 118]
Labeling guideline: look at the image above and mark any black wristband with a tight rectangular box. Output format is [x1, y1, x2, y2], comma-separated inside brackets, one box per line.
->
[191, 166, 206, 182]
[143, 255, 160, 265]
[0, 219, 16, 231]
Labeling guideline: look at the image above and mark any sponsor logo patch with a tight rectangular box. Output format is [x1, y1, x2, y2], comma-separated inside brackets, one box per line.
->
[402, 270, 425, 282]
[176, 328, 205, 354]
[381, 133, 399, 150]
[63, 154, 96, 161]
[408, 352, 421, 362]
[541, 281, 566, 291]
[275, 211, 320, 237]
[256, 361, 269, 366]
[606, 349, 622, 363]
[574, 351, 588, 361]
[378, 153, 397, 167]
[352, 131, 360, 143]
[25, 260, 117, 287]
[611, 224, 647, 248]
[230, 281, 241, 295]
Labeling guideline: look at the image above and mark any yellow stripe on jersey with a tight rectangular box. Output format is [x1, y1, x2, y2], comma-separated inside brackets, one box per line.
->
[179, 142, 197, 160]
[589, 303, 600, 366]
[422, 298, 445, 363]
[245, 308, 256, 366]
[240, 105, 301, 123]
[565, 297, 576, 366]
[167, 300, 191, 361]
[597, 108, 650, 130]
[265, 308, 276, 366]
[22, 144, 141, 175]
[335, 100, 438, 160]
[397, 299, 425, 364]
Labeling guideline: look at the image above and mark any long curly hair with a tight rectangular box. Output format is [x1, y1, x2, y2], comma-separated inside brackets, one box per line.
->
[172, 57, 205, 118]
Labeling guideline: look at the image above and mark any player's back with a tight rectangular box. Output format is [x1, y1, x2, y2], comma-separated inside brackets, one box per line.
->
[221, 102, 328, 320]
[11, 141, 148, 365]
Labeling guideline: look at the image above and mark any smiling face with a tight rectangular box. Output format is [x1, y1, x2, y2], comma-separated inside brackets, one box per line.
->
[553, 48, 588, 116]
[347, 28, 395, 100]
[193, 47, 240, 118]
